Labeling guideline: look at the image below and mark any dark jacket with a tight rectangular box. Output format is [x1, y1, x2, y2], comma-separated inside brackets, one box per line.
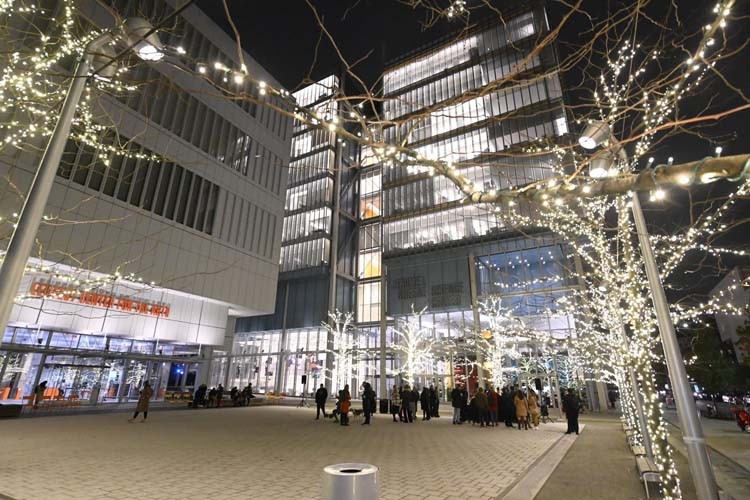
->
[362, 383, 376, 412]
[315, 387, 328, 404]
[420, 389, 430, 410]
[451, 388, 463, 408]
[563, 393, 580, 417]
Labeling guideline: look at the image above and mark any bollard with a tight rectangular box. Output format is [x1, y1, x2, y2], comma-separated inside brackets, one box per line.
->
[321, 463, 378, 500]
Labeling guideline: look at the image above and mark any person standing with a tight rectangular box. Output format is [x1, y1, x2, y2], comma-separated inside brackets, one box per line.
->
[502, 387, 515, 427]
[400, 384, 412, 423]
[420, 386, 431, 421]
[514, 390, 529, 430]
[608, 389, 617, 410]
[129, 381, 153, 422]
[563, 389, 580, 435]
[528, 389, 541, 430]
[33, 380, 47, 409]
[390, 386, 401, 422]
[362, 382, 376, 425]
[410, 386, 419, 421]
[315, 384, 328, 419]
[429, 385, 440, 418]
[216, 384, 224, 407]
[451, 385, 463, 424]
[487, 387, 499, 427]
[474, 387, 489, 427]
[339, 385, 351, 426]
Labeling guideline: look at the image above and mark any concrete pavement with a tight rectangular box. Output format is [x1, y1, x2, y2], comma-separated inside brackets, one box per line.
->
[1, 405, 570, 500]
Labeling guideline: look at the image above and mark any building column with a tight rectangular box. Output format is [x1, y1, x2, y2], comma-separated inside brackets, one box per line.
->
[378, 264, 388, 401]
[117, 360, 129, 403]
[467, 253, 485, 390]
[275, 283, 290, 393]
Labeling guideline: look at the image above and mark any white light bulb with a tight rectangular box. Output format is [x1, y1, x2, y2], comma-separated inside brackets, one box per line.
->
[714, 146, 723, 156]
[677, 174, 691, 185]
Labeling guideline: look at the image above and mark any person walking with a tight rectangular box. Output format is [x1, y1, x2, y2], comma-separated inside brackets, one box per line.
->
[474, 387, 489, 427]
[451, 385, 463, 424]
[390, 386, 401, 422]
[563, 389, 580, 435]
[528, 389, 541, 430]
[362, 382, 376, 425]
[514, 389, 529, 430]
[339, 385, 351, 426]
[129, 381, 153, 422]
[487, 386, 499, 427]
[420, 386, 431, 421]
[315, 384, 328, 419]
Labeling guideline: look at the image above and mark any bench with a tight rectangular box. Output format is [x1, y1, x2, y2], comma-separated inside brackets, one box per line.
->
[635, 455, 660, 499]
[630, 444, 646, 456]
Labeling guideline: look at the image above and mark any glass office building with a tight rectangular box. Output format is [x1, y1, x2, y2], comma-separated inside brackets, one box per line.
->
[215, 5, 583, 403]
[217, 76, 360, 396]
[373, 5, 578, 399]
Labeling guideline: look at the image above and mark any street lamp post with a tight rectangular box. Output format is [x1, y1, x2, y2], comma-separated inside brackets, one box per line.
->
[579, 121, 718, 500]
[0, 19, 164, 345]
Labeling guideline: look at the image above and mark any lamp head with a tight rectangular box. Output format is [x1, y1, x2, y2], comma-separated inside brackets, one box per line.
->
[578, 120, 611, 150]
[91, 43, 117, 81]
[589, 151, 614, 179]
[122, 17, 164, 61]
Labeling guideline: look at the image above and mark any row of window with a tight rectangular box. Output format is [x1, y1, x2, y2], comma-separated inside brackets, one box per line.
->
[382, 203, 505, 253]
[292, 75, 339, 108]
[384, 110, 566, 186]
[384, 43, 543, 122]
[115, 64, 286, 197]
[291, 128, 336, 158]
[395, 73, 562, 145]
[279, 237, 330, 273]
[384, 155, 557, 216]
[475, 245, 574, 295]
[357, 281, 381, 323]
[383, 11, 537, 95]
[287, 149, 335, 187]
[115, 0, 291, 142]
[284, 177, 333, 212]
[359, 223, 382, 252]
[281, 207, 331, 243]
[58, 134, 219, 235]
[215, 191, 279, 259]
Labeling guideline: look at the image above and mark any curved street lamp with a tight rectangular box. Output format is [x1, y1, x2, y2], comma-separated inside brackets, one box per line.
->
[0, 18, 164, 339]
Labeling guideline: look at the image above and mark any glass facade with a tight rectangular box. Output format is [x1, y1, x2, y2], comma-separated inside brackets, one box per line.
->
[0, 327, 203, 406]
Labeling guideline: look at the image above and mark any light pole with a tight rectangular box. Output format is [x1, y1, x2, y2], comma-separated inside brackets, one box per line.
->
[0, 18, 164, 345]
[579, 121, 718, 500]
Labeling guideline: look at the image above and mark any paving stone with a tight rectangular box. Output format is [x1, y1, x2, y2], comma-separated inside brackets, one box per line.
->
[0, 406, 567, 499]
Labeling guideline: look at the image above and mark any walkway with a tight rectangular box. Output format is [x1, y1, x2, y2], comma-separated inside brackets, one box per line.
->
[1, 405, 569, 500]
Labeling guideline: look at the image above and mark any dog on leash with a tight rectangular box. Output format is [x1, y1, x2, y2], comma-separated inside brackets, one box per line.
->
[327, 408, 363, 423]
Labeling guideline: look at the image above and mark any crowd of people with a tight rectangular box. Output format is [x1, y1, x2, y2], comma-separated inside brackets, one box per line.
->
[191, 383, 255, 408]
[314, 382, 582, 435]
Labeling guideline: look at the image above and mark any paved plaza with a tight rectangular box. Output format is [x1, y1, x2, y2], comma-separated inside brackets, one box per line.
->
[1, 405, 570, 500]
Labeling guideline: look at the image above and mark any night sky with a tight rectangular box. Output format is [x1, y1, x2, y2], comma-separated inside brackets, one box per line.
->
[196, 0, 750, 299]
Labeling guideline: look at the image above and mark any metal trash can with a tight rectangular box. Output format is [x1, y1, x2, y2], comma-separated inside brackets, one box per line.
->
[321, 463, 378, 500]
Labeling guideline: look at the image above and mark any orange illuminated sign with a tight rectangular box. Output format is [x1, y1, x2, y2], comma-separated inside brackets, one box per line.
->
[29, 280, 170, 318]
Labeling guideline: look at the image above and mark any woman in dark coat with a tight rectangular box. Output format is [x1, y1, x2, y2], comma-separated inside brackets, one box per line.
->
[502, 387, 516, 427]
[429, 385, 440, 418]
[129, 381, 153, 422]
[420, 387, 431, 420]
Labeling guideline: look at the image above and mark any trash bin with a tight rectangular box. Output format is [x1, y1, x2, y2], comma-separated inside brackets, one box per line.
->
[321, 463, 378, 500]
[379, 398, 389, 414]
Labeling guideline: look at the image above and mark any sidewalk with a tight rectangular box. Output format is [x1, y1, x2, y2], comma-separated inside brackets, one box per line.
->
[533, 414, 647, 500]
